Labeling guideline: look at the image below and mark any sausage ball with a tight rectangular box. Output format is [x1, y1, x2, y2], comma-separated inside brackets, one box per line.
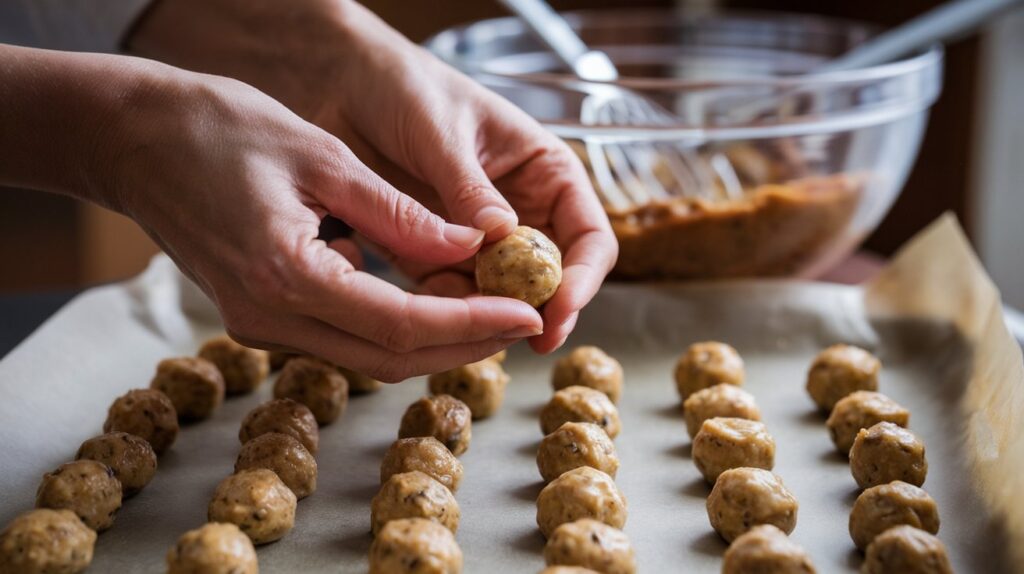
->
[706, 467, 798, 543]
[166, 522, 258, 574]
[543, 519, 636, 574]
[371, 471, 461, 536]
[273, 356, 349, 425]
[536, 467, 627, 538]
[692, 417, 775, 484]
[475, 225, 562, 308]
[849, 422, 927, 489]
[337, 365, 383, 394]
[551, 346, 624, 404]
[150, 356, 226, 421]
[75, 432, 157, 497]
[806, 344, 880, 412]
[198, 336, 270, 395]
[428, 359, 510, 420]
[827, 391, 910, 455]
[35, 460, 122, 532]
[0, 509, 96, 574]
[862, 525, 952, 574]
[540, 386, 621, 439]
[849, 481, 939, 551]
[238, 398, 319, 455]
[369, 518, 463, 574]
[103, 388, 179, 455]
[674, 341, 745, 402]
[722, 524, 816, 574]
[537, 422, 619, 483]
[208, 469, 296, 545]
[398, 395, 472, 456]
[235, 432, 317, 500]
[683, 383, 761, 439]
[381, 437, 465, 493]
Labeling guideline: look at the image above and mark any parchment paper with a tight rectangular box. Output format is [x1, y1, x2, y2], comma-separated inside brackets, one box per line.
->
[0, 214, 1020, 573]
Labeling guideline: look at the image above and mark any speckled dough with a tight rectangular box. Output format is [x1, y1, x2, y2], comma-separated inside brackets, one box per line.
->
[540, 386, 621, 439]
[543, 519, 636, 574]
[165, 522, 258, 574]
[551, 346, 624, 404]
[674, 341, 745, 401]
[706, 467, 798, 543]
[380, 437, 464, 493]
[235, 432, 317, 499]
[806, 344, 880, 412]
[238, 398, 320, 455]
[722, 524, 816, 574]
[273, 356, 349, 425]
[849, 422, 927, 489]
[683, 384, 761, 439]
[0, 509, 96, 574]
[371, 471, 460, 535]
[369, 518, 463, 574]
[862, 525, 952, 574]
[75, 432, 157, 497]
[536, 467, 627, 538]
[428, 359, 510, 420]
[337, 365, 383, 394]
[692, 417, 775, 483]
[827, 391, 910, 455]
[150, 357, 225, 421]
[475, 225, 562, 308]
[103, 388, 179, 455]
[398, 395, 472, 456]
[207, 469, 296, 545]
[849, 481, 939, 550]
[198, 336, 270, 395]
[537, 422, 619, 483]
[35, 461, 122, 532]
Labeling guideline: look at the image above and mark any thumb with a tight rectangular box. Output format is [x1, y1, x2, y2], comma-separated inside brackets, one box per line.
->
[425, 149, 518, 241]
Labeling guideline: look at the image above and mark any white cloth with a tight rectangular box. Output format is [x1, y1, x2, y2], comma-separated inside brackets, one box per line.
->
[0, 0, 152, 53]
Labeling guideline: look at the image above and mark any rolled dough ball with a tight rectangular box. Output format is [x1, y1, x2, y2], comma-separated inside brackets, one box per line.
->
[540, 386, 621, 439]
[381, 437, 464, 493]
[692, 417, 775, 483]
[428, 359, 510, 420]
[543, 519, 636, 574]
[35, 460, 122, 532]
[371, 471, 460, 536]
[706, 467, 798, 543]
[399, 395, 473, 456]
[489, 350, 508, 364]
[208, 469, 296, 545]
[337, 365, 383, 394]
[537, 422, 619, 483]
[103, 388, 179, 455]
[166, 522, 258, 574]
[198, 336, 270, 395]
[674, 342, 745, 402]
[369, 518, 463, 574]
[849, 481, 939, 551]
[475, 225, 562, 308]
[273, 356, 349, 425]
[849, 422, 927, 489]
[269, 351, 297, 371]
[150, 356, 225, 421]
[806, 344, 880, 412]
[75, 431, 157, 497]
[235, 432, 317, 499]
[827, 391, 910, 456]
[0, 509, 96, 574]
[239, 398, 319, 455]
[536, 467, 627, 538]
[722, 524, 816, 574]
[683, 383, 761, 439]
[862, 525, 952, 574]
[552, 346, 624, 404]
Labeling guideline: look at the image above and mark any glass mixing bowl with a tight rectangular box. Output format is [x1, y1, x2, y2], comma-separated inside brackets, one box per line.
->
[426, 9, 942, 280]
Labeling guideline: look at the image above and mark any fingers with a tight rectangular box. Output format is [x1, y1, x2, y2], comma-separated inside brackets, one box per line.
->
[327, 238, 364, 270]
[417, 271, 476, 297]
[423, 145, 518, 241]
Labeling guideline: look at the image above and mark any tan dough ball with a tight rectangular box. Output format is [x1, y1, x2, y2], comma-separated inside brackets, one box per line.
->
[371, 471, 461, 536]
[683, 383, 761, 439]
[489, 350, 508, 364]
[198, 336, 269, 395]
[398, 395, 473, 456]
[806, 344, 880, 412]
[208, 469, 296, 545]
[862, 525, 952, 574]
[235, 432, 317, 500]
[268, 351, 297, 371]
[543, 519, 636, 574]
[238, 398, 319, 455]
[536, 467, 627, 538]
[381, 437, 464, 493]
[273, 356, 349, 425]
[849, 422, 927, 489]
[706, 467, 798, 543]
[75, 432, 157, 497]
[537, 422, 619, 483]
[827, 391, 910, 455]
[476, 225, 562, 308]
[692, 417, 775, 484]
[674, 341, 745, 402]
[551, 346, 624, 404]
[0, 509, 96, 574]
[540, 386, 621, 439]
[369, 518, 463, 574]
[166, 522, 258, 574]
[336, 365, 383, 394]
[35, 460, 122, 532]
[428, 359, 510, 420]
[103, 388, 179, 455]
[150, 357, 225, 421]
[849, 481, 939, 550]
[539, 568, 600, 574]
[722, 524, 816, 574]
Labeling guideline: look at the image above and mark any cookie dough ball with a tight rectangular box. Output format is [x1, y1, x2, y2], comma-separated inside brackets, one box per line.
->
[337, 365, 383, 394]
[103, 388, 179, 455]
[722, 525, 816, 574]
[827, 392, 910, 456]
[850, 422, 927, 489]
[537, 422, 619, 483]
[707, 468, 798, 543]
[269, 351, 297, 371]
[239, 398, 319, 455]
[0, 509, 96, 574]
[198, 336, 270, 395]
[208, 469, 296, 545]
[75, 432, 157, 497]
[806, 344, 880, 412]
[149, 357, 225, 421]
[543, 519, 636, 574]
[692, 417, 775, 483]
[235, 432, 317, 499]
[273, 356, 349, 425]
[849, 481, 939, 550]
[674, 341, 745, 402]
[476, 225, 562, 308]
[166, 522, 258, 574]
[862, 525, 952, 574]
[536, 467, 627, 538]
[552, 346, 624, 404]
[369, 518, 463, 574]
[540, 386, 621, 439]
[399, 395, 473, 456]
[35, 460, 122, 532]
[428, 359, 510, 420]
[371, 471, 461, 536]
[381, 437, 465, 493]
[683, 383, 760, 439]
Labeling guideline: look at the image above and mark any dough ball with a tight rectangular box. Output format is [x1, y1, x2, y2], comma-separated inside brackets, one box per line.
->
[683, 383, 760, 439]
[674, 341, 745, 402]
[476, 225, 562, 308]
[208, 469, 296, 545]
[849, 422, 927, 489]
[103, 388, 179, 455]
[692, 417, 775, 483]
[166, 522, 258, 574]
[849, 480, 939, 551]
[543, 519, 636, 574]
[706, 467, 798, 543]
[806, 344, 880, 412]
[198, 336, 270, 395]
[537, 422, 619, 483]
[235, 432, 317, 500]
[540, 386, 621, 439]
[369, 518, 463, 574]
[238, 398, 319, 455]
[539, 568, 600, 574]
[35, 460, 122, 532]
[0, 509, 95, 574]
[371, 471, 460, 536]
[381, 437, 464, 493]
[398, 395, 473, 456]
[552, 346, 624, 404]
[862, 525, 952, 574]
[489, 350, 508, 364]
[150, 357, 226, 421]
[269, 351, 297, 372]
[536, 466, 627, 538]
[75, 432, 157, 497]
[722, 524, 816, 574]
[273, 356, 349, 425]
[428, 359, 510, 420]
[827, 391, 910, 456]
[337, 365, 383, 394]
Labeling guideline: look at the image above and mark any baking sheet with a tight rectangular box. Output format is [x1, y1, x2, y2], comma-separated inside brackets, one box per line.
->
[0, 215, 1020, 573]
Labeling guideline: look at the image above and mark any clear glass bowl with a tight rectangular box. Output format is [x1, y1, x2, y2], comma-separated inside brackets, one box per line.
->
[426, 9, 943, 280]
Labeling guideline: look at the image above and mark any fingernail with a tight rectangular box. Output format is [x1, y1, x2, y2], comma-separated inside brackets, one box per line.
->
[472, 206, 517, 234]
[499, 325, 543, 339]
[443, 224, 485, 251]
